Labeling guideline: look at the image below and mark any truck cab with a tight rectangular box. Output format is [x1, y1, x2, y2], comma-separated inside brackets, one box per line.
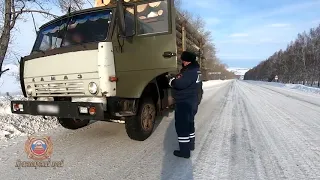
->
[11, 0, 203, 141]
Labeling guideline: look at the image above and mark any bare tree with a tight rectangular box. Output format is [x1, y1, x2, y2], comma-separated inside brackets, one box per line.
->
[174, 0, 182, 10]
[53, 0, 86, 13]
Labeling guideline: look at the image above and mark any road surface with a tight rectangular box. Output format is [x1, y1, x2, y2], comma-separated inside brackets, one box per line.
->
[0, 80, 319, 180]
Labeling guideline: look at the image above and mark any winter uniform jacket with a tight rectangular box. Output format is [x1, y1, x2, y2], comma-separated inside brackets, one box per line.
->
[170, 62, 202, 104]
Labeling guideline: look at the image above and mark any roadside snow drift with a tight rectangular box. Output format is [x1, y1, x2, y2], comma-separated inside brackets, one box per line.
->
[247, 80, 320, 95]
[0, 96, 59, 141]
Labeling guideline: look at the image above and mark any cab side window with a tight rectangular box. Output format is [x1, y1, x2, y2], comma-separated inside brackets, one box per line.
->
[136, 0, 169, 35]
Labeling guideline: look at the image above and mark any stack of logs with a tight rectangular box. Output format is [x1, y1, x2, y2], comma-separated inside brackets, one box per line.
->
[175, 11, 206, 72]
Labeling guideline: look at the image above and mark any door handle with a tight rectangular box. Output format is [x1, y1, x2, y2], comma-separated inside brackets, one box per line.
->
[163, 51, 177, 58]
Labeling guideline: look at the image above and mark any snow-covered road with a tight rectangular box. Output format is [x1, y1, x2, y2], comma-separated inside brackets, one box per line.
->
[0, 79, 320, 180]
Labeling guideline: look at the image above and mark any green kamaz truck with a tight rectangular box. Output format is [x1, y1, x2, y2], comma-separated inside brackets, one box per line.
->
[11, 0, 205, 141]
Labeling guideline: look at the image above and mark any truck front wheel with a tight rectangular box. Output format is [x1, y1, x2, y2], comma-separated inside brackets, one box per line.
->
[57, 118, 90, 130]
[125, 98, 156, 141]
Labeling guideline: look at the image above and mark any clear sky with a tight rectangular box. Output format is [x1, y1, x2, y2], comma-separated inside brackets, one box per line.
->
[180, 0, 320, 68]
[1, 0, 320, 93]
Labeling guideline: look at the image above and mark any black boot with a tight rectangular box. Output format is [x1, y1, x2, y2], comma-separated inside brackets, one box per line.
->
[190, 137, 195, 151]
[174, 142, 190, 158]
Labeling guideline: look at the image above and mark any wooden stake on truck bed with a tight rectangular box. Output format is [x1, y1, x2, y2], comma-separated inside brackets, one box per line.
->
[182, 20, 186, 51]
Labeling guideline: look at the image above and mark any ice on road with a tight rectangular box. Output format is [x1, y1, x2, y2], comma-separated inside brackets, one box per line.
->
[0, 80, 320, 180]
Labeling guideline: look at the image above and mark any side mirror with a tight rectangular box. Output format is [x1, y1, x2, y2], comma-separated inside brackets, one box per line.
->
[116, 0, 136, 44]
[116, 0, 126, 37]
[123, 6, 135, 43]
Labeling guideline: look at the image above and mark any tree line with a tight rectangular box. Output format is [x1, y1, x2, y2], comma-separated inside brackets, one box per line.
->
[244, 23, 320, 86]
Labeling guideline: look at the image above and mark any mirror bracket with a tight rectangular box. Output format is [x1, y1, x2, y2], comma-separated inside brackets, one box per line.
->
[116, 0, 136, 43]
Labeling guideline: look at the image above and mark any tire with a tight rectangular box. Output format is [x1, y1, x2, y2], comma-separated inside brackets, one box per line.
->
[125, 98, 156, 141]
[57, 118, 90, 130]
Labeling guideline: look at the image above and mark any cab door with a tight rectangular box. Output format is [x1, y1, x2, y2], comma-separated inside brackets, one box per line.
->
[114, 0, 176, 70]
[113, 0, 177, 98]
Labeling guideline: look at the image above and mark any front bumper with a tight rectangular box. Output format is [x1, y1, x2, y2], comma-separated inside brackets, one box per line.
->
[11, 100, 104, 120]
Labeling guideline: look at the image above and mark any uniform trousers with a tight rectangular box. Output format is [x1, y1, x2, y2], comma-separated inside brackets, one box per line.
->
[174, 101, 195, 153]
[189, 102, 198, 149]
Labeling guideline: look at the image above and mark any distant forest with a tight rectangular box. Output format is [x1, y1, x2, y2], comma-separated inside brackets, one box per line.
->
[244, 23, 320, 87]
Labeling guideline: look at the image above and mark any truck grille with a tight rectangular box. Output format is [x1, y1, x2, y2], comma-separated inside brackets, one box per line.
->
[34, 82, 85, 96]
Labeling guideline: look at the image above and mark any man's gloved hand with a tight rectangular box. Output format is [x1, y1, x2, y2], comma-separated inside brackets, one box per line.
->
[166, 73, 176, 87]
[166, 73, 176, 79]
[169, 77, 175, 87]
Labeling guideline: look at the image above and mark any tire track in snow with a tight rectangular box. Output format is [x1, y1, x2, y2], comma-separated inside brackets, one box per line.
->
[239, 81, 320, 179]
[227, 81, 260, 180]
[243, 82, 320, 148]
[236, 81, 285, 180]
[247, 82, 320, 178]
[242, 82, 312, 179]
[191, 81, 233, 179]
[238, 81, 297, 179]
[193, 80, 263, 180]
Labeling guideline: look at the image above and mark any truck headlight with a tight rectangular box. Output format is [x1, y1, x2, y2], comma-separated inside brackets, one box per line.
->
[26, 85, 32, 95]
[88, 82, 98, 94]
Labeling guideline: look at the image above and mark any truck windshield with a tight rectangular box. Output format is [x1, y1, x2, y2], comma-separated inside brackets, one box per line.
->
[32, 10, 112, 53]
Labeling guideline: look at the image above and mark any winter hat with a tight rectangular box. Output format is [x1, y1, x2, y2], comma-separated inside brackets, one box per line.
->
[181, 51, 196, 62]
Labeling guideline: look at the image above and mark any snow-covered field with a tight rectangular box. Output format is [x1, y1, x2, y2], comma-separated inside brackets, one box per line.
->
[227, 67, 250, 76]
[0, 79, 319, 180]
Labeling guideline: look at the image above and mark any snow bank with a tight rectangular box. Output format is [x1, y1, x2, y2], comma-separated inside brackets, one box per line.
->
[248, 81, 320, 95]
[284, 84, 320, 94]
[0, 95, 59, 141]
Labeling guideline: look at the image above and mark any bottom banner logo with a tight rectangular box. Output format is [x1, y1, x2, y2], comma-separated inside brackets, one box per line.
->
[15, 136, 64, 169]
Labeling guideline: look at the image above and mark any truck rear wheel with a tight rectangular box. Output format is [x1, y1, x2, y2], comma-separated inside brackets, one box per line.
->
[125, 98, 156, 141]
[57, 118, 90, 130]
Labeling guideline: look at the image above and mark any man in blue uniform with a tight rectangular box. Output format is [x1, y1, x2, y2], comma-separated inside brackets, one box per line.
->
[169, 51, 202, 158]
[180, 57, 203, 152]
